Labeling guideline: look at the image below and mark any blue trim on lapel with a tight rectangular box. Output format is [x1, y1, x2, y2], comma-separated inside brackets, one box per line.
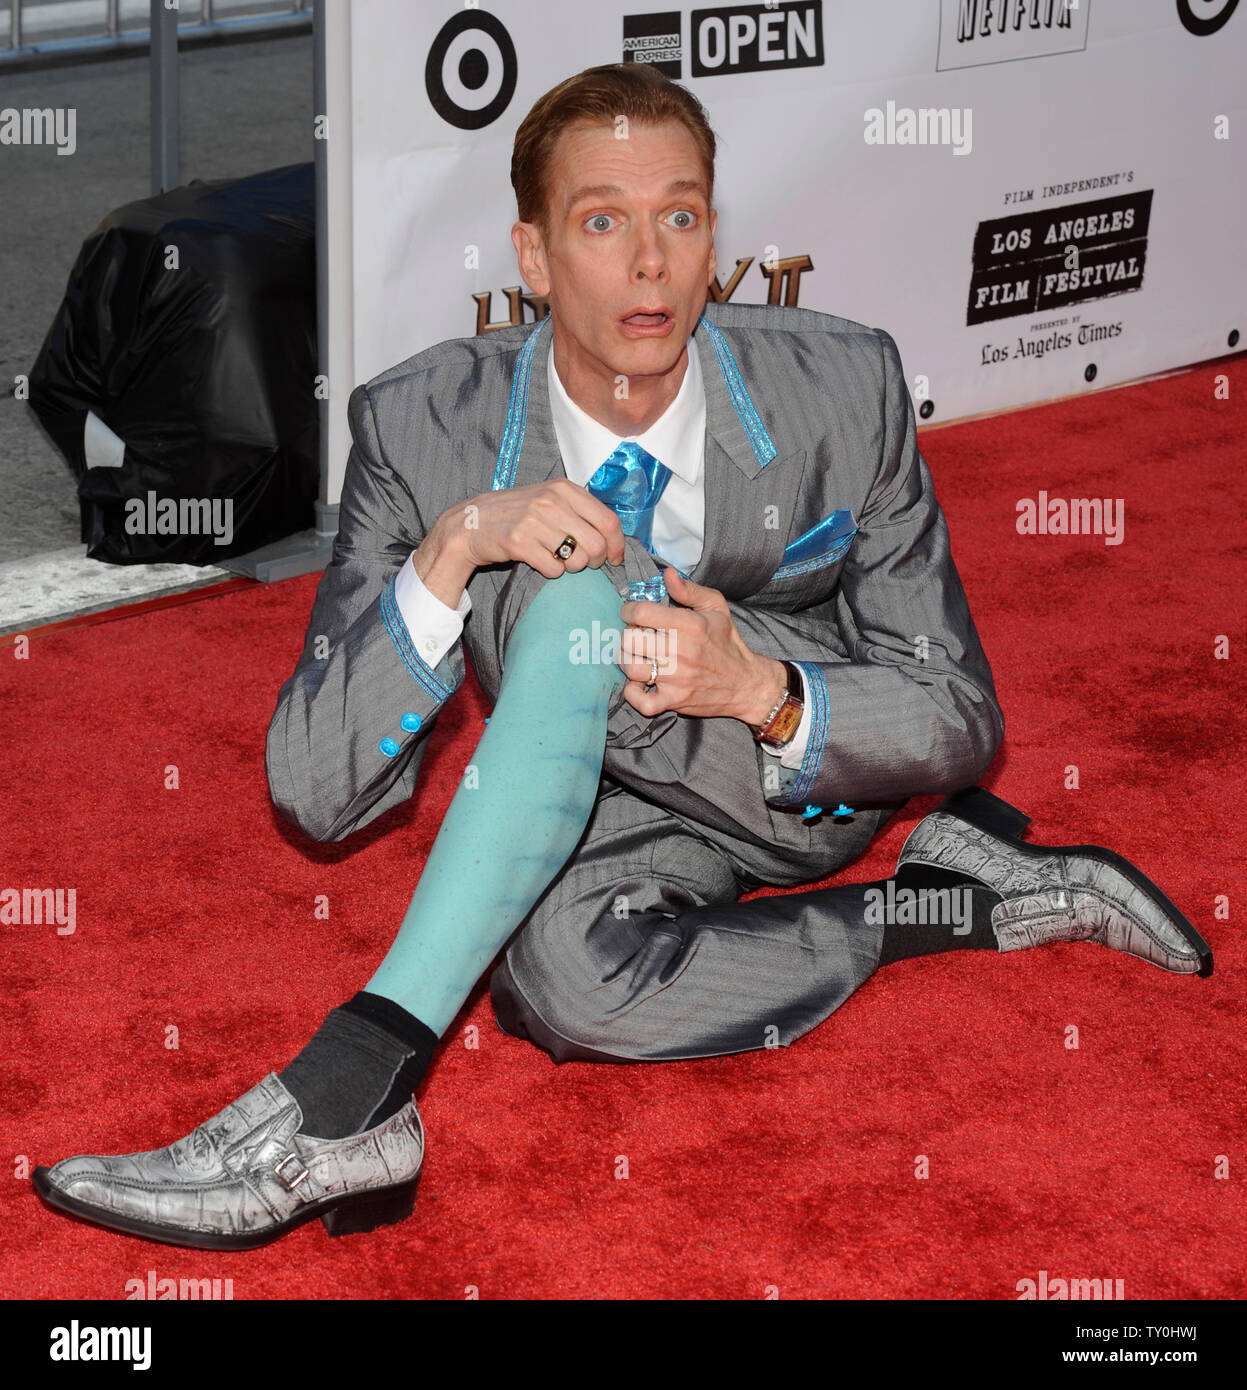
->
[770, 509, 858, 581]
[697, 315, 777, 466]
[492, 317, 550, 491]
[380, 574, 456, 703]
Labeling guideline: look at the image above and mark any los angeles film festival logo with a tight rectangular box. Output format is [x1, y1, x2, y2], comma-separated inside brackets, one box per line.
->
[967, 185, 1152, 367]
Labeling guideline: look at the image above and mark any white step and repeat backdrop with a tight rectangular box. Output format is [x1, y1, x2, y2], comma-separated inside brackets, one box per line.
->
[322, 0, 1245, 499]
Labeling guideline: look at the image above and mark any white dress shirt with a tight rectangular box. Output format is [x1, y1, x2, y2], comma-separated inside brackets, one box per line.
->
[393, 336, 813, 767]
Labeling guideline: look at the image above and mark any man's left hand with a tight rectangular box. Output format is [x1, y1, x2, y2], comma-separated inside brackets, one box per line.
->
[618, 567, 786, 725]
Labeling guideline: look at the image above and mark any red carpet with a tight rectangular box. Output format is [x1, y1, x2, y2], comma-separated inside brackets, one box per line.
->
[2, 357, 1244, 1300]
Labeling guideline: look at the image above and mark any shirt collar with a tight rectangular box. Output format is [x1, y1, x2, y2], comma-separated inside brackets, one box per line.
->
[546, 336, 705, 486]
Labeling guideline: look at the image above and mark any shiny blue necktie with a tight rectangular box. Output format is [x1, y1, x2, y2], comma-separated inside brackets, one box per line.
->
[586, 441, 673, 555]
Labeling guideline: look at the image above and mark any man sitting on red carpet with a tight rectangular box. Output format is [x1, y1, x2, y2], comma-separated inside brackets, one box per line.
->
[33, 63, 1213, 1251]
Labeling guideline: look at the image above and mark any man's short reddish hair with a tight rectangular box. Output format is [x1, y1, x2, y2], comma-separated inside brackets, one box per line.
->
[511, 62, 717, 237]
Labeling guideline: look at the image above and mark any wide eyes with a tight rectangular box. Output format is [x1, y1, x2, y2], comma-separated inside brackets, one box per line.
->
[584, 209, 699, 233]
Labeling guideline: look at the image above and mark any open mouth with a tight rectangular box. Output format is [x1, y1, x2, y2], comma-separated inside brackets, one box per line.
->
[621, 310, 672, 326]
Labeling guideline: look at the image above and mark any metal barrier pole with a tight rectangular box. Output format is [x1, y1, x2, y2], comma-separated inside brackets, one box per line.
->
[107, 0, 119, 39]
[309, 0, 341, 552]
[11, 0, 21, 51]
[218, 0, 336, 580]
[150, 0, 180, 194]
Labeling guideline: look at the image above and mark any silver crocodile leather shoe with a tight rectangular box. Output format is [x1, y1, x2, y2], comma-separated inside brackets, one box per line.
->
[897, 787, 1213, 976]
[32, 1073, 424, 1250]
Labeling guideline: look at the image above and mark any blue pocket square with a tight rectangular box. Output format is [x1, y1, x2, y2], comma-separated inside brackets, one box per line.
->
[770, 509, 857, 581]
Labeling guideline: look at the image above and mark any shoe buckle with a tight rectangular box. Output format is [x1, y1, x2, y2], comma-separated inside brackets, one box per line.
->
[274, 1151, 310, 1191]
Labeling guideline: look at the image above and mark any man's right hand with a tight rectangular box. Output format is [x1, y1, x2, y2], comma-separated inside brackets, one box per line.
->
[446, 478, 628, 579]
[411, 479, 627, 610]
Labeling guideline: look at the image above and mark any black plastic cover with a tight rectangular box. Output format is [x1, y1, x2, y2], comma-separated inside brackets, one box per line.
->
[28, 162, 318, 564]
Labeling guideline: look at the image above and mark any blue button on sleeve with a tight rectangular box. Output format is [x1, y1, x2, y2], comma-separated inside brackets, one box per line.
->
[400, 713, 422, 732]
[379, 737, 400, 757]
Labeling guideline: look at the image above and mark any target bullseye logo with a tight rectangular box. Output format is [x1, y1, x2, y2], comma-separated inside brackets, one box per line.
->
[1176, 0, 1240, 34]
[426, 11, 518, 130]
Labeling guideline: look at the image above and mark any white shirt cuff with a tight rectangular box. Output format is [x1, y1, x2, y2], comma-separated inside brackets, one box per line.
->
[759, 664, 813, 770]
[392, 549, 472, 670]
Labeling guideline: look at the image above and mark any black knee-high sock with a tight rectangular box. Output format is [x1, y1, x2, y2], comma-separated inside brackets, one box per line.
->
[278, 991, 439, 1140]
[874, 862, 1002, 966]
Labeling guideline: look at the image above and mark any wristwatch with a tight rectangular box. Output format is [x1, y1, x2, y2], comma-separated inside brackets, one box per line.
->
[751, 660, 804, 749]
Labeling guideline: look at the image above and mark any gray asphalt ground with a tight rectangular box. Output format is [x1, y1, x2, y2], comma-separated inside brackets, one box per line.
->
[0, 30, 313, 565]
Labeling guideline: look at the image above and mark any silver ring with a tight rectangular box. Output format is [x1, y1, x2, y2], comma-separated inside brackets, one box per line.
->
[553, 534, 576, 561]
[644, 658, 658, 690]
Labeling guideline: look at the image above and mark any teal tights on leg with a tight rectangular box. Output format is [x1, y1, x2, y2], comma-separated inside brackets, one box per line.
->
[365, 566, 628, 1036]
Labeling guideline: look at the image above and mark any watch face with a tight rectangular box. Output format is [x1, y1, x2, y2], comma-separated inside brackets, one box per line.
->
[763, 697, 803, 747]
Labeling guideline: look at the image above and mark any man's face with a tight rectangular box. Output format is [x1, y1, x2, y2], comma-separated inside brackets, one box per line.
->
[513, 118, 717, 392]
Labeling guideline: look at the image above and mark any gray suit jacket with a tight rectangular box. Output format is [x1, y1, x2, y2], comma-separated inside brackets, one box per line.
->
[266, 301, 1003, 846]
